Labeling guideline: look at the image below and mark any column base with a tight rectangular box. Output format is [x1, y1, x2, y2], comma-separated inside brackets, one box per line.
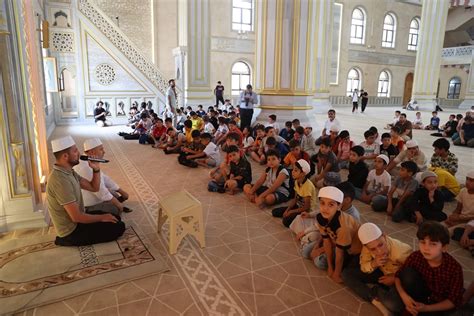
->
[312, 96, 332, 114]
[411, 96, 437, 111]
[459, 98, 473, 110]
[255, 95, 316, 126]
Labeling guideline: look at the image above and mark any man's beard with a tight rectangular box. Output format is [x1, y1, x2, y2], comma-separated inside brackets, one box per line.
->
[69, 157, 79, 166]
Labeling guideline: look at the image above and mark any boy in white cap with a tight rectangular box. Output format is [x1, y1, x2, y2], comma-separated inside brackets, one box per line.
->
[272, 159, 316, 227]
[315, 186, 362, 283]
[342, 223, 412, 315]
[360, 154, 391, 212]
[47, 136, 125, 246]
[74, 138, 132, 216]
[386, 139, 427, 175]
[446, 170, 474, 227]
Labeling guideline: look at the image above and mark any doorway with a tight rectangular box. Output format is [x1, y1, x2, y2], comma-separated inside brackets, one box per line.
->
[402, 72, 414, 106]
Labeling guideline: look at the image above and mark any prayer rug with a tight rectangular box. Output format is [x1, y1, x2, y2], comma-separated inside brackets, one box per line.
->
[0, 226, 168, 314]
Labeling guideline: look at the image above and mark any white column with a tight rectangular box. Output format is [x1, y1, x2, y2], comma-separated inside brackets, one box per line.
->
[411, 0, 450, 111]
[459, 50, 474, 109]
[180, 0, 211, 107]
[255, 0, 333, 124]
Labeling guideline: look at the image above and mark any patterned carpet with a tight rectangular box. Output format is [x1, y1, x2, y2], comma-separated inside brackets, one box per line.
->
[9, 107, 474, 315]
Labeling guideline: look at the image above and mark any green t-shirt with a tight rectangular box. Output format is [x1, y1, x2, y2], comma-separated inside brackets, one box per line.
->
[46, 165, 84, 237]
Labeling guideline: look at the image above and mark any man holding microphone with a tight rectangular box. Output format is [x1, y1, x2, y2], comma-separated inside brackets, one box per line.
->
[47, 136, 125, 246]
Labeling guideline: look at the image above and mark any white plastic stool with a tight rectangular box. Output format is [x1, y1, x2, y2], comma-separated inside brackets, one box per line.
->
[157, 190, 205, 254]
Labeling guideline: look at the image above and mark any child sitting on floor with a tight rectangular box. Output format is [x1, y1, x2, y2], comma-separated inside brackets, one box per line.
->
[404, 171, 447, 225]
[452, 220, 474, 257]
[178, 130, 205, 168]
[347, 146, 369, 198]
[312, 138, 340, 188]
[314, 186, 362, 283]
[214, 116, 229, 144]
[279, 121, 295, 141]
[395, 221, 464, 315]
[194, 133, 221, 168]
[336, 130, 353, 169]
[379, 132, 399, 161]
[387, 161, 419, 223]
[249, 125, 266, 163]
[272, 159, 316, 227]
[301, 127, 317, 156]
[243, 149, 291, 208]
[390, 126, 405, 152]
[446, 171, 474, 227]
[162, 128, 186, 154]
[425, 111, 440, 131]
[224, 145, 252, 194]
[242, 127, 255, 155]
[359, 130, 380, 168]
[412, 112, 424, 129]
[360, 154, 391, 212]
[283, 139, 310, 169]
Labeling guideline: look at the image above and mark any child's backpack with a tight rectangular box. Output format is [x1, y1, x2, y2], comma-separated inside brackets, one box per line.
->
[265, 165, 295, 199]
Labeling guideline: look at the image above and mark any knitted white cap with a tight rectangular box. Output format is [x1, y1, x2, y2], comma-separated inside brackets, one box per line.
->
[318, 186, 344, 204]
[376, 154, 389, 165]
[406, 140, 418, 148]
[51, 136, 75, 153]
[83, 138, 103, 152]
[296, 159, 311, 175]
[358, 223, 383, 245]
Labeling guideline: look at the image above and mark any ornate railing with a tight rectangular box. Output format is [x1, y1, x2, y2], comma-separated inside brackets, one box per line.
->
[77, 0, 182, 103]
[330, 96, 403, 106]
[441, 46, 474, 58]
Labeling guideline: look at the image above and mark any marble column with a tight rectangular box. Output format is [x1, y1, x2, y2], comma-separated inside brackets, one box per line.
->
[177, 0, 212, 107]
[255, 0, 333, 124]
[411, 0, 450, 111]
[459, 50, 474, 109]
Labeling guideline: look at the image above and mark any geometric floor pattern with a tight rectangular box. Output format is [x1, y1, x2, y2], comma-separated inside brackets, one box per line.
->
[9, 106, 474, 315]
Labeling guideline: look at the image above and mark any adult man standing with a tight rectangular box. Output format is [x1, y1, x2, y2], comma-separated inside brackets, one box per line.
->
[394, 113, 413, 141]
[164, 79, 177, 123]
[239, 84, 258, 130]
[360, 89, 369, 113]
[214, 81, 225, 107]
[74, 138, 132, 216]
[47, 136, 125, 246]
[315, 109, 341, 145]
[94, 101, 112, 127]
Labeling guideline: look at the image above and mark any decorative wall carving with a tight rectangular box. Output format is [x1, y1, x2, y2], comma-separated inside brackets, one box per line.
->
[51, 31, 74, 52]
[210, 37, 255, 54]
[94, 63, 115, 85]
[348, 50, 416, 67]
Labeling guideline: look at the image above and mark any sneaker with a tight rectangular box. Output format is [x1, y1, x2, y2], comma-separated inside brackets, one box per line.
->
[122, 207, 133, 213]
[371, 298, 392, 316]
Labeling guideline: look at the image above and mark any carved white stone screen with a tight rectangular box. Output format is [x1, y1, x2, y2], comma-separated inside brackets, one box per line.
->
[51, 31, 74, 52]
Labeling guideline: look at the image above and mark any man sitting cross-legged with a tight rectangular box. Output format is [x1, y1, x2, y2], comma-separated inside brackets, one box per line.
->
[47, 136, 125, 246]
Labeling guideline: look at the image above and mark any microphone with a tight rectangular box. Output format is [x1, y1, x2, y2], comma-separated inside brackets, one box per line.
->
[80, 155, 109, 163]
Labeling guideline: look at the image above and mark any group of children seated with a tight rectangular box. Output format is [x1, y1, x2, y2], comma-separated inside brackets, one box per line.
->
[118, 104, 474, 315]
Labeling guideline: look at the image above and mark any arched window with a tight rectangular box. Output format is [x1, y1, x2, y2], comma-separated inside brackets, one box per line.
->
[377, 70, 391, 97]
[346, 68, 361, 96]
[408, 18, 420, 51]
[447, 77, 461, 99]
[232, 0, 253, 32]
[382, 13, 396, 48]
[350, 8, 366, 44]
[231, 61, 251, 96]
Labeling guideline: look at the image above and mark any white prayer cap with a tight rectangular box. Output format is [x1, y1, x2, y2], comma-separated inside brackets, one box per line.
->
[329, 125, 340, 132]
[467, 170, 474, 179]
[51, 136, 75, 153]
[376, 154, 389, 165]
[420, 170, 437, 182]
[296, 159, 311, 175]
[318, 186, 344, 204]
[83, 138, 103, 151]
[358, 223, 383, 245]
[406, 140, 418, 148]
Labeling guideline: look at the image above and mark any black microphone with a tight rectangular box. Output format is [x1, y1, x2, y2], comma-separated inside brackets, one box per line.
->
[80, 155, 109, 163]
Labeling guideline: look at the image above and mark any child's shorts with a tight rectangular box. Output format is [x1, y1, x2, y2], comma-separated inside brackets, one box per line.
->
[255, 186, 290, 204]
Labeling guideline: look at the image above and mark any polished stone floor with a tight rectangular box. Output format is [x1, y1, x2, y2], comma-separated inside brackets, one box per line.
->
[9, 106, 474, 315]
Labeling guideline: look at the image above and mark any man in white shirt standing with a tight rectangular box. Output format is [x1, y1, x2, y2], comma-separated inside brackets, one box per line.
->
[352, 88, 359, 113]
[316, 109, 341, 145]
[164, 79, 178, 125]
[74, 138, 132, 215]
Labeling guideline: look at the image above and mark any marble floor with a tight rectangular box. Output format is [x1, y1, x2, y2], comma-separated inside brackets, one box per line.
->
[9, 106, 474, 316]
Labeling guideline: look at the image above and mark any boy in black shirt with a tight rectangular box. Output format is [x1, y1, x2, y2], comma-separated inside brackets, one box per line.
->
[348, 146, 369, 197]
[225, 145, 252, 194]
[380, 133, 399, 161]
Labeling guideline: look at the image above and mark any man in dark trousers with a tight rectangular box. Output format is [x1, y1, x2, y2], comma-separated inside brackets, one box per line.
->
[214, 81, 225, 107]
[360, 90, 369, 113]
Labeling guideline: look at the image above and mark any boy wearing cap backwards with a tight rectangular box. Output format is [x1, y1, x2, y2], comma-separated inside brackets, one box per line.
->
[446, 171, 474, 227]
[47, 136, 125, 246]
[244, 149, 290, 208]
[316, 186, 362, 283]
[395, 221, 464, 315]
[361, 155, 391, 212]
[74, 138, 131, 216]
[272, 159, 317, 227]
[404, 171, 447, 225]
[385, 161, 418, 221]
[342, 223, 412, 315]
[347, 145, 369, 199]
